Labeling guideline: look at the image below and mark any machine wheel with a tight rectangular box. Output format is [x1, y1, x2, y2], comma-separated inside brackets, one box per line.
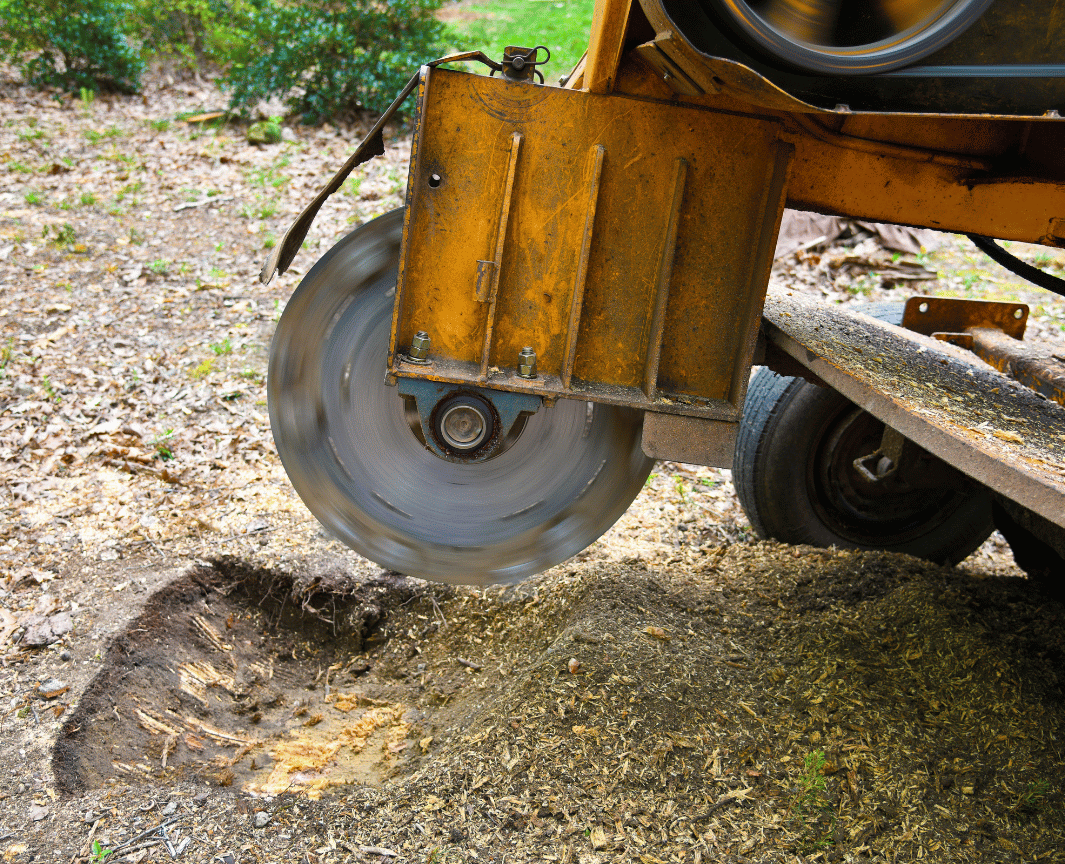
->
[991, 498, 1065, 598]
[733, 304, 994, 564]
[709, 0, 994, 75]
[268, 210, 655, 586]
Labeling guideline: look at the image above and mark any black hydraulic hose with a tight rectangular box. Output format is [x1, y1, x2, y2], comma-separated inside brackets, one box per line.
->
[967, 234, 1065, 299]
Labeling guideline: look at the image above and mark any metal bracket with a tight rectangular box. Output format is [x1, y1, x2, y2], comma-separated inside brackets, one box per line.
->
[901, 296, 1065, 405]
[853, 425, 907, 483]
[641, 413, 737, 468]
[397, 378, 541, 463]
[499, 46, 551, 84]
[902, 295, 1028, 339]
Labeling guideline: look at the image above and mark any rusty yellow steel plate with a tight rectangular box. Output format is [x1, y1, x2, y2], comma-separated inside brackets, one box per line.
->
[390, 67, 791, 418]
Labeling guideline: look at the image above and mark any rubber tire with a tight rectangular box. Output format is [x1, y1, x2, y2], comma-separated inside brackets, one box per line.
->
[734, 303, 994, 564]
[707, 0, 995, 76]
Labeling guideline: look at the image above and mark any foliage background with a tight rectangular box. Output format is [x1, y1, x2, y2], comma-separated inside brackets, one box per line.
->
[0, 0, 597, 121]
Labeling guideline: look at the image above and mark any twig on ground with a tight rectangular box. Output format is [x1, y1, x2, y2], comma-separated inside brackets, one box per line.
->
[107, 816, 181, 856]
[173, 195, 233, 212]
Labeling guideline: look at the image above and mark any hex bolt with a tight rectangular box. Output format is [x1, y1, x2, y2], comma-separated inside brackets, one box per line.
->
[408, 330, 431, 362]
[517, 346, 538, 379]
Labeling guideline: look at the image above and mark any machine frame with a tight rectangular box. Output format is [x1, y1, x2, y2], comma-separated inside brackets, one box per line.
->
[263, 0, 1065, 582]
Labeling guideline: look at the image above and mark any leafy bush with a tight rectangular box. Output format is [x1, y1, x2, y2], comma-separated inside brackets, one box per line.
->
[221, 0, 445, 124]
[134, 0, 260, 67]
[0, 0, 144, 92]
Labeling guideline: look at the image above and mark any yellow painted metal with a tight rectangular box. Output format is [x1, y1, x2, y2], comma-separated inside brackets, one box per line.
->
[385, 0, 1065, 443]
[389, 66, 792, 419]
[622, 1, 1065, 247]
[584, 0, 633, 93]
[785, 128, 1065, 246]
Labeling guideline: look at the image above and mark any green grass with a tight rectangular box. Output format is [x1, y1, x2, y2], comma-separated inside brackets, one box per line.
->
[443, 0, 595, 83]
[791, 750, 835, 853]
[210, 337, 233, 356]
[151, 428, 176, 461]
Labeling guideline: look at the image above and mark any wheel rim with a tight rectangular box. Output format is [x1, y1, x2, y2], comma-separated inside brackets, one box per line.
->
[711, 0, 994, 74]
[806, 404, 969, 546]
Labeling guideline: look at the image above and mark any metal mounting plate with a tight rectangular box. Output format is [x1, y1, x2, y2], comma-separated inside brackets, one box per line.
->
[902, 295, 1029, 339]
[389, 66, 791, 421]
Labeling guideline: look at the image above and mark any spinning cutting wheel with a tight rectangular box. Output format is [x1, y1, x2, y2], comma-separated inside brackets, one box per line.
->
[710, 0, 994, 73]
[268, 211, 654, 585]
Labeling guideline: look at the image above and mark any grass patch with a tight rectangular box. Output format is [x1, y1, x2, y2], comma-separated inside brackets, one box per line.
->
[443, 0, 594, 80]
[191, 358, 215, 379]
[210, 337, 233, 356]
[791, 750, 835, 853]
[151, 428, 176, 461]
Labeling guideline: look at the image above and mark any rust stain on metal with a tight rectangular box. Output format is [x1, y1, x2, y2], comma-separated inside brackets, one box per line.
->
[968, 327, 1065, 407]
[902, 296, 1028, 340]
[560, 144, 606, 391]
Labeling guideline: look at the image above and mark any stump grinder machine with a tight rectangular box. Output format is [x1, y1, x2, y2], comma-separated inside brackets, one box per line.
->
[263, 0, 1065, 586]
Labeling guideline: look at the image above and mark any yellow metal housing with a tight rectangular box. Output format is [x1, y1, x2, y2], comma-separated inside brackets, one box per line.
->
[388, 67, 791, 425]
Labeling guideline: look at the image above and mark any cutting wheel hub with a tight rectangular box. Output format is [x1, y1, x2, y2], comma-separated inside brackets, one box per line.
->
[437, 395, 492, 451]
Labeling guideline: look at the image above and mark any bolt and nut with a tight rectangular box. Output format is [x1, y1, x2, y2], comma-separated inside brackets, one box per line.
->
[408, 330, 431, 362]
[517, 346, 537, 379]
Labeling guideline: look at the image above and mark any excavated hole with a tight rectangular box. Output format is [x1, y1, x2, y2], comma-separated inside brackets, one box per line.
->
[53, 559, 476, 797]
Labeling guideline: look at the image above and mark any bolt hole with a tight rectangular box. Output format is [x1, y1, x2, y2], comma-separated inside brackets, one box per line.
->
[1013, 308, 1024, 319]
[428, 173, 442, 188]
[918, 302, 929, 313]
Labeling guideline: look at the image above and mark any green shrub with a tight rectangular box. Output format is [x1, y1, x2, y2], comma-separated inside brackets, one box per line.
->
[0, 0, 144, 92]
[133, 0, 259, 67]
[221, 0, 445, 124]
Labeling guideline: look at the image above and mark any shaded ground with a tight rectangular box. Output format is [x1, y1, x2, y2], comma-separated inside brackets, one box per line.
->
[6, 550, 1065, 863]
[1, 60, 1064, 864]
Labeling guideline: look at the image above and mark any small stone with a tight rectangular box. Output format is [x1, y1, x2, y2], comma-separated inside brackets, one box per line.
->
[253, 811, 271, 828]
[567, 658, 581, 674]
[22, 612, 73, 647]
[247, 121, 282, 146]
[36, 678, 68, 699]
[29, 804, 48, 821]
[162, 801, 178, 816]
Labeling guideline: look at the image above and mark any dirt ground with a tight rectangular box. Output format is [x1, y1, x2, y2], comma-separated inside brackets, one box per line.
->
[1, 59, 1065, 864]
